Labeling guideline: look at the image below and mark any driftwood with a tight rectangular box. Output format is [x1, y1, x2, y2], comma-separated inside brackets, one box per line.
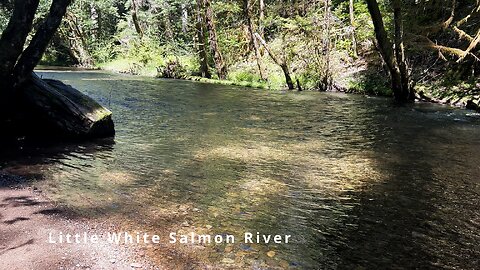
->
[0, 1, 114, 140]
[19, 72, 114, 138]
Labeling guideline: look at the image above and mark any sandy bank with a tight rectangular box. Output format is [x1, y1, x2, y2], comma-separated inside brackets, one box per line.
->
[0, 174, 161, 270]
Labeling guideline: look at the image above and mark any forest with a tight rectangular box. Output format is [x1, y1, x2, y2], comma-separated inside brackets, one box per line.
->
[1, 0, 479, 106]
[1, 1, 480, 269]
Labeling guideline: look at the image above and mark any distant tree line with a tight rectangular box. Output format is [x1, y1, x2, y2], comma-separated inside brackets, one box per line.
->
[0, 0, 478, 103]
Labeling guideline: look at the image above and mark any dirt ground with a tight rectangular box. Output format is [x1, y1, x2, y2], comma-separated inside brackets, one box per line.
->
[0, 183, 162, 270]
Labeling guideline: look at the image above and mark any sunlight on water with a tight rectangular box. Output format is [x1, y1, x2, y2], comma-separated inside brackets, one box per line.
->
[1, 71, 480, 269]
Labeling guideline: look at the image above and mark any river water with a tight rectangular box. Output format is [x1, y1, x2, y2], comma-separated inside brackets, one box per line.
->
[1, 71, 479, 269]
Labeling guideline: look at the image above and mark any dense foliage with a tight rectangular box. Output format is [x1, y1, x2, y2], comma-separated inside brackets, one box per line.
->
[23, 0, 378, 91]
[1, 0, 479, 99]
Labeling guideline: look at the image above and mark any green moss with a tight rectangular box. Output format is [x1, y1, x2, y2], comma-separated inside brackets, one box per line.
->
[91, 108, 112, 121]
[417, 77, 480, 109]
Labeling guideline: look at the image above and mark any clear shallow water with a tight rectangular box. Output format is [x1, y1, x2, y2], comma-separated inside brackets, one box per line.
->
[1, 71, 480, 269]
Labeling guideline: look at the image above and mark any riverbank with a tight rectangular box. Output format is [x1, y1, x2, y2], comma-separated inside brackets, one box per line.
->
[0, 173, 160, 270]
[99, 59, 276, 90]
[99, 60, 480, 112]
[416, 80, 480, 111]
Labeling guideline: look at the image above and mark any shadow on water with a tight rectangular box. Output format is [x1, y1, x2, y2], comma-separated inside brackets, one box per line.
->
[336, 103, 480, 269]
[0, 137, 115, 186]
[0, 137, 116, 222]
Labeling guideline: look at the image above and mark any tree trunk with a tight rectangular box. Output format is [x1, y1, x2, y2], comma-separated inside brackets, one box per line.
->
[323, 0, 332, 91]
[392, 0, 412, 101]
[0, 0, 40, 83]
[130, 0, 143, 38]
[365, 0, 412, 102]
[203, 0, 228, 80]
[162, 1, 173, 39]
[259, 0, 265, 38]
[280, 63, 294, 90]
[90, 3, 99, 39]
[243, 0, 267, 80]
[60, 12, 94, 67]
[254, 33, 294, 90]
[349, 0, 358, 57]
[195, 0, 211, 78]
[181, 3, 188, 33]
[13, 0, 73, 87]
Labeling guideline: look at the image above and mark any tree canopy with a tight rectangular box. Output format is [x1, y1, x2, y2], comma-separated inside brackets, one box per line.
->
[0, 0, 478, 103]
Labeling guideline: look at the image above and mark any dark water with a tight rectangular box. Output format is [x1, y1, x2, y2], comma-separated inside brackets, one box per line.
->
[1, 71, 479, 269]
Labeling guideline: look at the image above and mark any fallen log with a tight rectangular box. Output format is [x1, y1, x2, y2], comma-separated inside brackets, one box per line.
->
[17, 72, 115, 138]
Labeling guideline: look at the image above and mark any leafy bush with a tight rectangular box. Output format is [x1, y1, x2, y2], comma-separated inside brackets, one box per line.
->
[157, 58, 187, 79]
[347, 73, 392, 96]
[228, 70, 262, 83]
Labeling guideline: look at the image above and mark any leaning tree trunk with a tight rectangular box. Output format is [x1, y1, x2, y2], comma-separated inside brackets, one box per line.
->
[130, 0, 143, 38]
[366, 0, 412, 102]
[13, 0, 73, 87]
[0, 0, 39, 85]
[203, 0, 228, 80]
[243, 0, 267, 80]
[254, 33, 295, 90]
[60, 12, 94, 67]
[0, 0, 114, 138]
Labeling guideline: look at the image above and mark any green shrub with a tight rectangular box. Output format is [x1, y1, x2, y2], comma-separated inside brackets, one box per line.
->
[348, 73, 392, 96]
[228, 70, 262, 83]
[157, 58, 187, 79]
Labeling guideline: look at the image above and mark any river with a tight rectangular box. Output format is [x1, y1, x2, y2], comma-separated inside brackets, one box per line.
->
[1, 71, 479, 269]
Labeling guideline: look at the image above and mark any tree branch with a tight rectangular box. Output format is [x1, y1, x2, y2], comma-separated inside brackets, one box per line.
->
[458, 29, 480, 62]
[408, 34, 480, 62]
[13, 0, 72, 86]
[452, 26, 474, 42]
[0, 0, 39, 77]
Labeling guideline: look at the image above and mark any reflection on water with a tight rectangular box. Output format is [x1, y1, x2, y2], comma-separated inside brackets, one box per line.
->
[1, 71, 479, 269]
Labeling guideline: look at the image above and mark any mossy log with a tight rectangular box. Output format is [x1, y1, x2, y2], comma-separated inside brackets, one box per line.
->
[19, 72, 114, 138]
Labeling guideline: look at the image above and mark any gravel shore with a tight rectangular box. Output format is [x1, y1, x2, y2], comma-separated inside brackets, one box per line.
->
[0, 173, 161, 270]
